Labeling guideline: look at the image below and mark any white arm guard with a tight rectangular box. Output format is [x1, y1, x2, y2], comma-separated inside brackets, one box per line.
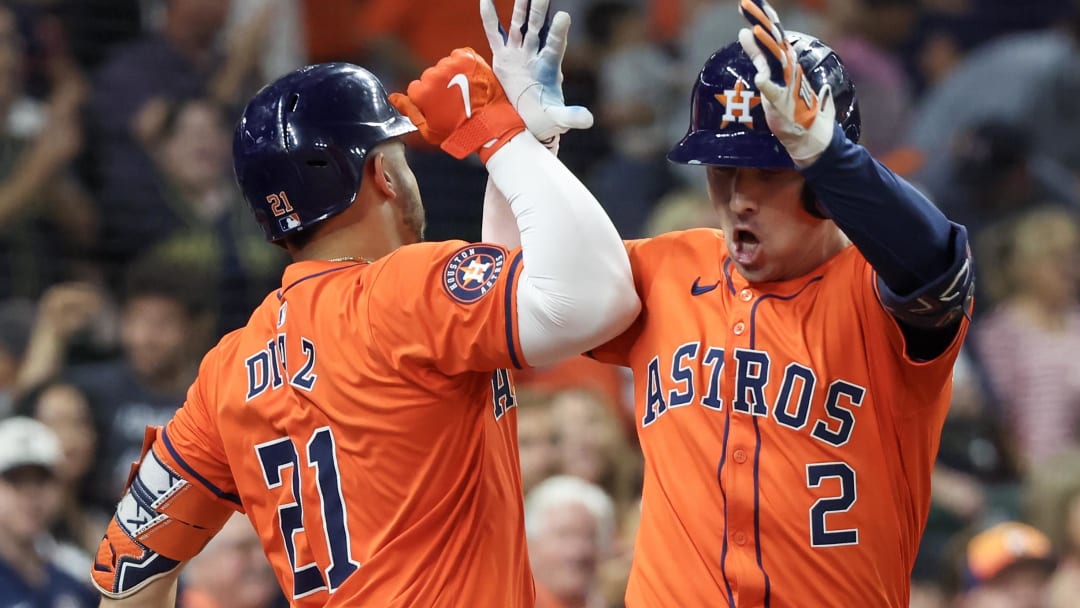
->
[485, 133, 639, 366]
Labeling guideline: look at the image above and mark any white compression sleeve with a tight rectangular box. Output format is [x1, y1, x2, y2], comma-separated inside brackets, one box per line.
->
[481, 177, 521, 248]
[482, 135, 560, 248]
[484, 133, 639, 366]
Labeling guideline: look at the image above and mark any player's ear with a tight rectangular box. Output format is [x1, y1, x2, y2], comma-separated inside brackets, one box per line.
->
[370, 151, 398, 200]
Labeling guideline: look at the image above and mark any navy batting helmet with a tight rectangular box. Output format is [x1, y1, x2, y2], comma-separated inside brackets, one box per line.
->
[234, 63, 417, 242]
[668, 32, 860, 168]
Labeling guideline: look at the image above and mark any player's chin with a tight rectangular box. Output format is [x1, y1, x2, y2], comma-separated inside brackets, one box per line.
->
[728, 245, 769, 281]
[733, 261, 773, 283]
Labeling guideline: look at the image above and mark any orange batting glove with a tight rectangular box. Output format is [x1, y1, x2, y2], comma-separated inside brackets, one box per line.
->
[389, 47, 526, 163]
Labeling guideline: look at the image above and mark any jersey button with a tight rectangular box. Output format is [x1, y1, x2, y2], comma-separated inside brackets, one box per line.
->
[733, 322, 745, 335]
[740, 288, 753, 302]
[734, 532, 747, 545]
[733, 449, 747, 464]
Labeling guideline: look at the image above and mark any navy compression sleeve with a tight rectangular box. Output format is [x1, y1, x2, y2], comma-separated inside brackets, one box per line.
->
[799, 123, 958, 297]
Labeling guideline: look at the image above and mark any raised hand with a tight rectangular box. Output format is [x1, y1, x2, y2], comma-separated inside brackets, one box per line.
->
[737, 0, 835, 165]
[389, 48, 526, 163]
[481, 0, 593, 148]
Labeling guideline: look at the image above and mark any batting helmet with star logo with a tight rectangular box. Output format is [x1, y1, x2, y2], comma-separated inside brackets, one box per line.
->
[668, 32, 860, 169]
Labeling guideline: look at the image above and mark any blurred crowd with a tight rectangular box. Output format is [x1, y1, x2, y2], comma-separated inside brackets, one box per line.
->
[0, 0, 1079, 606]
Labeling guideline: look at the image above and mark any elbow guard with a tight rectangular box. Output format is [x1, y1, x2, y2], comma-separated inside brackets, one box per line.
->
[877, 224, 974, 329]
[91, 426, 238, 599]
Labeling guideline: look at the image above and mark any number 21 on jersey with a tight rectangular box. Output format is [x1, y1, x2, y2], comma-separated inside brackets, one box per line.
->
[256, 427, 360, 599]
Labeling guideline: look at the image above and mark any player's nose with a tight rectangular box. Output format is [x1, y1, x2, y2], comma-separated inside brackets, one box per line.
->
[727, 191, 758, 216]
[726, 169, 760, 215]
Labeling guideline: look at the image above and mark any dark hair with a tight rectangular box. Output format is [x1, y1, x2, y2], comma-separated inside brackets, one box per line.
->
[12, 378, 87, 420]
[281, 223, 321, 251]
[951, 120, 1031, 185]
[122, 254, 212, 319]
[160, 96, 227, 140]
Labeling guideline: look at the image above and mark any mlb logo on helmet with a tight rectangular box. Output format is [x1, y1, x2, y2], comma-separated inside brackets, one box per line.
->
[443, 245, 506, 304]
[279, 214, 301, 231]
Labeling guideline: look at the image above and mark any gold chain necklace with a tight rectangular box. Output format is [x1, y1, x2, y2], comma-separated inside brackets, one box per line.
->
[327, 256, 372, 263]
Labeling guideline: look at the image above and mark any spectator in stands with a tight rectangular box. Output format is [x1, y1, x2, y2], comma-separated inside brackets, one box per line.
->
[15, 282, 106, 397]
[179, 512, 280, 608]
[513, 355, 634, 439]
[227, 0, 303, 81]
[0, 298, 35, 416]
[16, 379, 107, 556]
[516, 389, 559, 496]
[918, 349, 1020, 597]
[826, 0, 918, 156]
[909, 3, 1080, 174]
[54, 0, 143, 74]
[917, 120, 1080, 255]
[550, 387, 640, 511]
[64, 256, 213, 506]
[525, 475, 615, 608]
[973, 208, 1080, 472]
[1025, 448, 1080, 608]
[552, 388, 623, 486]
[87, 0, 271, 279]
[136, 95, 286, 333]
[352, 0, 514, 90]
[958, 521, 1056, 608]
[0, 0, 95, 299]
[585, 0, 680, 238]
[909, 573, 948, 608]
[0, 416, 98, 606]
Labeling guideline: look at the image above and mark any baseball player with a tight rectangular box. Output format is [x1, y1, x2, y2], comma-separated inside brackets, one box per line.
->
[484, 0, 974, 606]
[90, 3, 639, 606]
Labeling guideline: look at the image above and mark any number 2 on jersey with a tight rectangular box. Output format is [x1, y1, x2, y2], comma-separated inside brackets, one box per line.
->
[256, 427, 360, 598]
[806, 462, 858, 547]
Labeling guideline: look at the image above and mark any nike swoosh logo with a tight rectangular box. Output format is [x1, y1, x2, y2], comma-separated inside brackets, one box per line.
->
[447, 73, 472, 119]
[691, 277, 719, 296]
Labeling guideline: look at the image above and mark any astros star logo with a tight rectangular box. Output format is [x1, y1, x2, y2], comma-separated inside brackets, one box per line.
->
[459, 260, 491, 286]
[715, 79, 760, 128]
[443, 245, 507, 304]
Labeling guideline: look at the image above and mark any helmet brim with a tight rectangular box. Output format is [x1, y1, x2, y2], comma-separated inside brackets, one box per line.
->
[667, 128, 795, 169]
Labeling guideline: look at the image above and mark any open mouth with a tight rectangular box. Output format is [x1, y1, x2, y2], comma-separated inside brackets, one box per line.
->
[734, 229, 759, 245]
[731, 228, 762, 266]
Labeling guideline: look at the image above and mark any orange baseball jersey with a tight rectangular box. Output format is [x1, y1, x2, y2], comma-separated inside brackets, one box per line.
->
[590, 229, 969, 608]
[156, 241, 533, 606]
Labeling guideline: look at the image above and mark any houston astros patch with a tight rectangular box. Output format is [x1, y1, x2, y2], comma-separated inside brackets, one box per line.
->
[443, 245, 506, 303]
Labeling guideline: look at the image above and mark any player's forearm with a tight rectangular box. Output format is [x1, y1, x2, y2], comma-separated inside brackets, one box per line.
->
[486, 133, 639, 365]
[482, 177, 520, 248]
[801, 124, 959, 296]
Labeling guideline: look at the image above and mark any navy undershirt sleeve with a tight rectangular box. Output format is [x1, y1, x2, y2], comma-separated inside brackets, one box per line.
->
[799, 123, 957, 297]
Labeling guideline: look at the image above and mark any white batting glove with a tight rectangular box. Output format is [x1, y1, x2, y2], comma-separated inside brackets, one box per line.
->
[737, 0, 835, 166]
[481, 0, 593, 152]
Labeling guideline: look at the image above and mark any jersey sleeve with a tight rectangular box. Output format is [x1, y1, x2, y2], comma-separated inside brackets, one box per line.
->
[366, 241, 526, 375]
[91, 343, 242, 598]
[587, 239, 652, 367]
[161, 343, 242, 506]
[854, 254, 971, 410]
